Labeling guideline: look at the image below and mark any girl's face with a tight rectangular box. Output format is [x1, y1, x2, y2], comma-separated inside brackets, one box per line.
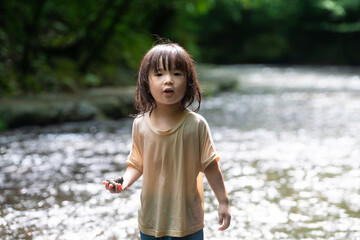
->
[148, 58, 187, 109]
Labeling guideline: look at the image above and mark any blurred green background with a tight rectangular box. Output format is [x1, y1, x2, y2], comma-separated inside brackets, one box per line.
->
[1, 0, 360, 97]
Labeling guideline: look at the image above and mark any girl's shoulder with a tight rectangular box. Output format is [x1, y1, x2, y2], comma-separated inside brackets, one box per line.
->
[185, 109, 209, 127]
[132, 112, 148, 127]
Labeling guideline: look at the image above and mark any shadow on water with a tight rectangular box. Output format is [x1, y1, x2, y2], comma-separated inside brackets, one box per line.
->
[1, 65, 360, 239]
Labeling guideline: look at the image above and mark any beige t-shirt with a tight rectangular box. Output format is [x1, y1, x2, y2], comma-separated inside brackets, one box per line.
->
[127, 109, 219, 237]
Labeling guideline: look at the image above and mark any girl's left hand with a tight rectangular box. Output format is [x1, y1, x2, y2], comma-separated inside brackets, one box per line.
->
[218, 203, 231, 231]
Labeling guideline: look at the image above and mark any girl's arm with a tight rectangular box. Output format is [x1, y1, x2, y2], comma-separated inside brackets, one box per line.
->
[204, 160, 231, 231]
[104, 165, 142, 193]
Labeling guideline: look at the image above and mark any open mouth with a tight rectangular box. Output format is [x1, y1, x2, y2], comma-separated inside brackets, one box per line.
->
[163, 88, 174, 93]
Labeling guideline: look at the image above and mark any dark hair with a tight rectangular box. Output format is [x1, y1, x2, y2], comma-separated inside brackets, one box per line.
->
[134, 43, 202, 114]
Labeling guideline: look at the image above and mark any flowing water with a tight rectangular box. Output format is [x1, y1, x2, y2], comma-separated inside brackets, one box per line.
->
[1, 65, 360, 240]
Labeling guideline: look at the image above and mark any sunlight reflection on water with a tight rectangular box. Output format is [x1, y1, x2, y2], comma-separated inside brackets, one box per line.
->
[1, 65, 360, 240]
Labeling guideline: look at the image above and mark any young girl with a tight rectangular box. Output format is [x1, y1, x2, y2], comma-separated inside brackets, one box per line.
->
[103, 42, 231, 239]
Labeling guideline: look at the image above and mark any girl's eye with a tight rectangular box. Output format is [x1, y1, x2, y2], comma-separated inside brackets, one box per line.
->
[174, 72, 182, 76]
[155, 73, 163, 77]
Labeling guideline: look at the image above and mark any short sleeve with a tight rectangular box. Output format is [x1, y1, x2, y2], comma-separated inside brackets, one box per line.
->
[126, 118, 143, 172]
[199, 117, 219, 172]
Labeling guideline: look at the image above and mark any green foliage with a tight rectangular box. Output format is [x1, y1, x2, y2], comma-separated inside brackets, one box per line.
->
[0, 117, 6, 131]
[243, 34, 289, 60]
[0, 0, 360, 96]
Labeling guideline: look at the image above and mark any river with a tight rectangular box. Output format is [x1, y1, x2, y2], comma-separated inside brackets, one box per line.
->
[1, 65, 360, 239]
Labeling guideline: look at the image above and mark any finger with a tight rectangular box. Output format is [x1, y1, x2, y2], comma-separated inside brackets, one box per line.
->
[109, 184, 117, 194]
[116, 184, 123, 192]
[104, 181, 110, 190]
[108, 180, 117, 190]
[218, 214, 224, 226]
[224, 217, 231, 230]
[218, 215, 231, 231]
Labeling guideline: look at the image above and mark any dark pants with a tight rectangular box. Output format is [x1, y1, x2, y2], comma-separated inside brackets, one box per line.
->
[140, 229, 204, 240]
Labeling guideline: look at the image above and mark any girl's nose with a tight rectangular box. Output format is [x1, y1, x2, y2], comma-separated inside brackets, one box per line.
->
[164, 74, 173, 84]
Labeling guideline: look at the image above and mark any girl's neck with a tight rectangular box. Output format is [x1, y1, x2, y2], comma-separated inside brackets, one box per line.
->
[152, 103, 184, 116]
[150, 104, 185, 131]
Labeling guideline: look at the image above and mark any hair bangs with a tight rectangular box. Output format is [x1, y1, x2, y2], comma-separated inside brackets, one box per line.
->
[149, 45, 188, 73]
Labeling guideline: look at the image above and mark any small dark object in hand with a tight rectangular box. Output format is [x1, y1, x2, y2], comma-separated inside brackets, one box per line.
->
[114, 177, 124, 185]
[106, 177, 124, 190]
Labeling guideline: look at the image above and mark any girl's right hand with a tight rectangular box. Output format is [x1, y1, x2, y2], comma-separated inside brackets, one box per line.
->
[102, 177, 124, 193]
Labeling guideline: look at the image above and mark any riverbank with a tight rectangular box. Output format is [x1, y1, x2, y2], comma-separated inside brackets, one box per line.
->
[0, 87, 136, 130]
[0, 66, 239, 130]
